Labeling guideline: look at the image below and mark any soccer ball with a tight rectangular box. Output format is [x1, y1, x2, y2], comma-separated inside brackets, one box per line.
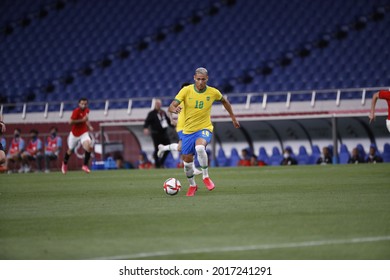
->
[163, 178, 181, 196]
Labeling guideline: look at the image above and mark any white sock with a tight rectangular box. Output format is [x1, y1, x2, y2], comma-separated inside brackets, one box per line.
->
[169, 143, 179, 151]
[183, 161, 196, 186]
[161, 143, 179, 152]
[195, 145, 209, 178]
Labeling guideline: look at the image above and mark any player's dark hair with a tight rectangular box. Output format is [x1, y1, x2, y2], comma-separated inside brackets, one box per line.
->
[30, 129, 38, 134]
[181, 82, 191, 88]
[78, 97, 88, 103]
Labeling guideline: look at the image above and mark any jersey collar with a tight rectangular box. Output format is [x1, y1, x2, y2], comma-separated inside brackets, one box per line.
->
[194, 84, 207, 93]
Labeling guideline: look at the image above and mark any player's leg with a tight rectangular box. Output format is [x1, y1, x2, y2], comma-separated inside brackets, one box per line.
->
[151, 134, 163, 168]
[35, 153, 43, 172]
[62, 132, 77, 174]
[0, 151, 5, 165]
[20, 152, 29, 173]
[182, 134, 201, 175]
[26, 155, 37, 173]
[157, 143, 179, 158]
[158, 130, 182, 159]
[0, 150, 5, 173]
[44, 153, 51, 173]
[7, 154, 21, 173]
[195, 130, 214, 191]
[183, 155, 198, 196]
[158, 131, 183, 158]
[14, 154, 22, 173]
[181, 133, 198, 196]
[81, 132, 93, 173]
[6, 154, 15, 173]
[158, 133, 172, 168]
[192, 159, 203, 176]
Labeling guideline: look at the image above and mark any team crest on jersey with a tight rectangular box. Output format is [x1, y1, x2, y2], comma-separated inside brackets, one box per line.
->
[206, 96, 210, 101]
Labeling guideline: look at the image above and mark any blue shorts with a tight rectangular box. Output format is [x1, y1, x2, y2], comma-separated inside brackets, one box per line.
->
[181, 129, 212, 155]
[177, 130, 184, 141]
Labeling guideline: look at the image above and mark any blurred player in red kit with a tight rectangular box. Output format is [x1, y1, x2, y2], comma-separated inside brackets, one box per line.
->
[61, 97, 94, 174]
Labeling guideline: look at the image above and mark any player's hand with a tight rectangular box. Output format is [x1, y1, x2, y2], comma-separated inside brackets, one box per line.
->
[233, 119, 240, 128]
[88, 125, 94, 131]
[143, 128, 150, 136]
[174, 106, 182, 114]
[368, 112, 375, 124]
[0, 122, 5, 133]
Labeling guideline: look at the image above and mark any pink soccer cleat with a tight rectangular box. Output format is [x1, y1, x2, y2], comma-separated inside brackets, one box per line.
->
[203, 177, 215, 191]
[61, 162, 67, 174]
[186, 185, 198, 197]
[82, 165, 91, 173]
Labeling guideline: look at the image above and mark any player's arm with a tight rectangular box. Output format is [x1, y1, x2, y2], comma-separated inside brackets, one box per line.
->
[221, 96, 240, 128]
[169, 87, 187, 114]
[0, 115, 5, 133]
[168, 99, 182, 114]
[369, 92, 380, 123]
[86, 119, 93, 131]
[0, 121, 5, 133]
[167, 111, 178, 126]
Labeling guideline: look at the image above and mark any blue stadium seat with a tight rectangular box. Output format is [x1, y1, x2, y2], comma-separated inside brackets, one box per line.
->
[269, 146, 283, 166]
[229, 148, 240, 167]
[356, 143, 366, 160]
[296, 146, 310, 165]
[309, 145, 321, 164]
[163, 152, 177, 169]
[216, 148, 229, 167]
[382, 143, 390, 163]
[339, 144, 351, 164]
[257, 147, 270, 165]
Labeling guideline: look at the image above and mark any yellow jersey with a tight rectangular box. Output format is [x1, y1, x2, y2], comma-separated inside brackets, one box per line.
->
[175, 104, 185, 132]
[174, 84, 223, 134]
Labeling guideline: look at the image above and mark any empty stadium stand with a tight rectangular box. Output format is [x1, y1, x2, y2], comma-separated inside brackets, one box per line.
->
[1, 0, 389, 109]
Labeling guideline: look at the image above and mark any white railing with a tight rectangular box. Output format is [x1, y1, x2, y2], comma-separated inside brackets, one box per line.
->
[0, 87, 388, 120]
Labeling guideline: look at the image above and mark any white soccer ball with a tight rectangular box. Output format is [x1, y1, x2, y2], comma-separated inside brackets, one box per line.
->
[163, 178, 181, 196]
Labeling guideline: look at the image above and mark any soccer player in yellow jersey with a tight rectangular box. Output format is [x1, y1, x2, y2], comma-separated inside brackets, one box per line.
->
[169, 67, 240, 196]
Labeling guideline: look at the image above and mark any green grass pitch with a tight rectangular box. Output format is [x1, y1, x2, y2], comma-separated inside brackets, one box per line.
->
[1, 164, 389, 260]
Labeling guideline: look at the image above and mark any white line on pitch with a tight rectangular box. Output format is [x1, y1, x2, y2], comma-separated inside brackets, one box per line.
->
[94, 235, 390, 260]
